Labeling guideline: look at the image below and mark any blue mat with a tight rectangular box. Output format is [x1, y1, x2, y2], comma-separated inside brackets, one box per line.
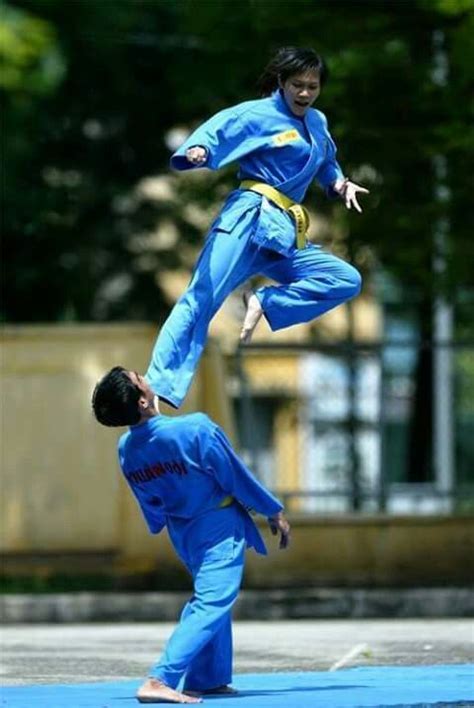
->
[1, 665, 473, 707]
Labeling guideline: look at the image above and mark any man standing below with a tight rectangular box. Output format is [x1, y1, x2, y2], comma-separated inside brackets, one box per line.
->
[92, 366, 290, 704]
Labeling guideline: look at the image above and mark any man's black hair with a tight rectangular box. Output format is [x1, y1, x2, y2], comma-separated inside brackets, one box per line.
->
[92, 366, 141, 427]
[258, 46, 328, 97]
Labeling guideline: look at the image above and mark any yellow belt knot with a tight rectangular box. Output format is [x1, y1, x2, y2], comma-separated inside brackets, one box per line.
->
[240, 180, 309, 249]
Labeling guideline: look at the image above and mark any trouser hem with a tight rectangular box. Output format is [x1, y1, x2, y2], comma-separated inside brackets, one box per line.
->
[183, 675, 232, 691]
[158, 394, 180, 410]
[148, 670, 182, 689]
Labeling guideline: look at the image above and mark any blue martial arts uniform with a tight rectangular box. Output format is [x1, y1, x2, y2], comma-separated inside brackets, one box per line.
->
[146, 89, 361, 408]
[118, 411, 283, 690]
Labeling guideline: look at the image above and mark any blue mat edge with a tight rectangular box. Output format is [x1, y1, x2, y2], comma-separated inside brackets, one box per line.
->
[1, 663, 473, 693]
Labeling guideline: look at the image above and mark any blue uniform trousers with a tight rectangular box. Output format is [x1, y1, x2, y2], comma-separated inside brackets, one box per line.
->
[146, 209, 361, 408]
[149, 506, 246, 690]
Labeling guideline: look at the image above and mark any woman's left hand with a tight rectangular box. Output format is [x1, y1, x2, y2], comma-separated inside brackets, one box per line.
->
[333, 178, 370, 213]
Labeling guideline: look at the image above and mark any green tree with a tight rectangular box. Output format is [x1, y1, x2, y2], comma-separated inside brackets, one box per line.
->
[3, 0, 473, 324]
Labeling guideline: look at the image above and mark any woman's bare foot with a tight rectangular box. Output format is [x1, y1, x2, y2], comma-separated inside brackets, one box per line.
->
[240, 291, 263, 344]
[137, 678, 202, 703]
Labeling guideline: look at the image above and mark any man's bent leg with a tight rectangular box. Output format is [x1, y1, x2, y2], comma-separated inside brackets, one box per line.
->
[147, 537, 245, 689]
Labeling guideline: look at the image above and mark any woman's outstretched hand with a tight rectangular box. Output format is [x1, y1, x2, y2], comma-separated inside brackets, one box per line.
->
[333, 178, 370, 213]
[185, 146, 208, 166]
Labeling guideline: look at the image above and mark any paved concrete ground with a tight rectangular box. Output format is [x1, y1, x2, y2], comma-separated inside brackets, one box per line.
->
[1, 619, 473, 686]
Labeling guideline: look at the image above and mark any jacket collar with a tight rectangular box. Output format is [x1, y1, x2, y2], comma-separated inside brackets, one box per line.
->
[271, 89, 305, 121]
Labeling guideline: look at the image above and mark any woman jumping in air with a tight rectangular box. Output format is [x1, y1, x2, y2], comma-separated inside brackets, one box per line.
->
[147, 46, 369, 409]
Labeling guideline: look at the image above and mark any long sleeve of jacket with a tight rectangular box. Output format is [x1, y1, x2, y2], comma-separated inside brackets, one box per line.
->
[124, 479, 167, 535]
[314, 113, 345, 199]
[118, 436, 167, 535]
[170, 106, 263, 172]
[202, 425, 283, 517]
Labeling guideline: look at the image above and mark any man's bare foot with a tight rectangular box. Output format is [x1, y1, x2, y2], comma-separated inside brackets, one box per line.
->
[240, 291, 263, 344]
[184, 685, 238, 697]
[137, 678, 202, 704]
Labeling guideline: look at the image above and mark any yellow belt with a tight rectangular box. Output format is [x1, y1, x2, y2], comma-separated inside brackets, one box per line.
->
[218, 495, 234, 509]
[240, 180, 309, 249]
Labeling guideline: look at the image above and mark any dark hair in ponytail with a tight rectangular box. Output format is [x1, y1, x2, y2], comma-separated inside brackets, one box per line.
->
[257, 46, 328, 97]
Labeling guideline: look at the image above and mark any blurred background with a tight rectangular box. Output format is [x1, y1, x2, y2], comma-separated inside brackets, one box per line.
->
[1, 0, 473, 599]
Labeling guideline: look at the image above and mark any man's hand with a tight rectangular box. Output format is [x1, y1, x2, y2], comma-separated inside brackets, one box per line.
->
[333, 178, 370, 213]
[268, 512, 290, 549]
[185, 146, 208, 166]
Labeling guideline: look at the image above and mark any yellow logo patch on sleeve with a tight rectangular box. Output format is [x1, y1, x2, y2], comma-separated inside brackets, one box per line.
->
[272, 129, 301, 147]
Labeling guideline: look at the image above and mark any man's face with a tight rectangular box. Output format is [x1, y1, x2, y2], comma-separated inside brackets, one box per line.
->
[280, 69, 321, 117]
[127, 371, 154, 405]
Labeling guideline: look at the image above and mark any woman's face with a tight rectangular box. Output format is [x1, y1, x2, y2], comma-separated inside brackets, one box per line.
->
[279, 69, 321, 117]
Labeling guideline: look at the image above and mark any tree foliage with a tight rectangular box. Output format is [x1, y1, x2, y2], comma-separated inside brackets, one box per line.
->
[3, 0, 473, 324]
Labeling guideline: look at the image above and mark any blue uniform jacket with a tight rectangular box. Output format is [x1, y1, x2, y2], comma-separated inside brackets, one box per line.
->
[170, 90, 344, 255]
[118, 413, 283, 556]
